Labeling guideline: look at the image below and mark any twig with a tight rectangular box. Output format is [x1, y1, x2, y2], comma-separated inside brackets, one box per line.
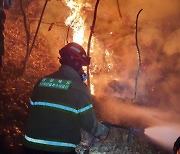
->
[116, 0, 122, 18]
[30, 19, 63, 26]
[19, 0, 30, 70]
[23, 0, 49, 70]
[66, 26, 70, 44]
[29, 0, 49, 55]
[133, 9, 143, 103]
[87, 0, 100, 90]
[66, 20, 74, 44]
[48, 23, 54, 31]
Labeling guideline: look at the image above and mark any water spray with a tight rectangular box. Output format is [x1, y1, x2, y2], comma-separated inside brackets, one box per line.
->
[144, 125, 180, 151]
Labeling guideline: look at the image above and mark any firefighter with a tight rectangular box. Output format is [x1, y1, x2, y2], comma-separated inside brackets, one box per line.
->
[174, 136, 180, 154]
[0, 0, 14, 68]
[23, 42, 109, 154]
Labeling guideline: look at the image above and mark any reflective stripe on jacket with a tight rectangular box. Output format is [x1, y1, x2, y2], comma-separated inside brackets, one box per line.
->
[30, 100, 93, 114]
[24, 65, 98, 152]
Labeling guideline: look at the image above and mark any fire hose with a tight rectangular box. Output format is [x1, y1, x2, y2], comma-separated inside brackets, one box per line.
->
[102, 122, 144, 137]
[84, 122, 144, 153]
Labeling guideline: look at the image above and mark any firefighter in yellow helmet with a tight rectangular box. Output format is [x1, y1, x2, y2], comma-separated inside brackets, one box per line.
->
[23, 42, 109, 154]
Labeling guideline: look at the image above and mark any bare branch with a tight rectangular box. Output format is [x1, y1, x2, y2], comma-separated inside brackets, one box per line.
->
[116, 0, 122, 18]
[66, 26, 70, 44]
[87, 0, 100, 90]
[22, 0, 49, 71]
[133, 9, 143, 103]
[29, 0, 49, 56]
[29, 19, 64, 27]
[20, 0, 49, 72]
[66, 20, 74, 44]
[19, 0, 30, 70]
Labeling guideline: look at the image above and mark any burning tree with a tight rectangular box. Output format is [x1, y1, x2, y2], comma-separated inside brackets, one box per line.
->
[0, 0, 179, 153]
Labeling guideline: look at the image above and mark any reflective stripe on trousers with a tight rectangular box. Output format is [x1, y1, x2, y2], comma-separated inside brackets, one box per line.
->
[25, 135, 76, 148]
[30, 100, 93, 114]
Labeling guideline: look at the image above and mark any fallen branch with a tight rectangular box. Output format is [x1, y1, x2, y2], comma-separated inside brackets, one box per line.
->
[133, 9, 143, 103]
[87, 0, 100, 90]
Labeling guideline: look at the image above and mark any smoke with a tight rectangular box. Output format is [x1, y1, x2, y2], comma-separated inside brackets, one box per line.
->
[36, 0, 180, 144]
[94, 95, 180, 127]
[90, 0, 180, 113]
[93, 95, 180, 150]
[92, 0, 180, 150]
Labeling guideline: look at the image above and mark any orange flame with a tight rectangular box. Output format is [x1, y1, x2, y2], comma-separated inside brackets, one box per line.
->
[64, 0, 113, 94]
[65, 0, 85, 45]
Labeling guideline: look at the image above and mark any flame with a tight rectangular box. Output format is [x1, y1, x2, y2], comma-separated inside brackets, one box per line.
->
[105, 49, 113, 72]
[65, 0, 85, 45]
[145, 125, 180, 150]
[64, 0, 113, 94]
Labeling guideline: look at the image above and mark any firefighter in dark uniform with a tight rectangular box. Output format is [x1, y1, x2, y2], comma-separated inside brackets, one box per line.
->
[0, 0, 14, 68]
[23, 42, 109, 153]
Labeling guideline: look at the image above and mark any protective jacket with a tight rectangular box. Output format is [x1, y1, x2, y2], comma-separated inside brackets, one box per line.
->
[24, 65, 99, 152]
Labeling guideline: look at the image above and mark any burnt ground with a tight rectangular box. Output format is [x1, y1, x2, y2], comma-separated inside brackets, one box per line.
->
[0, 2, 171, 154]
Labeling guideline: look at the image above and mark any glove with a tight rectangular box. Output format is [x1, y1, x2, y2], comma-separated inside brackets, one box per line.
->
[101, 121, 112, 129]
[94, 122, 110, 140]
